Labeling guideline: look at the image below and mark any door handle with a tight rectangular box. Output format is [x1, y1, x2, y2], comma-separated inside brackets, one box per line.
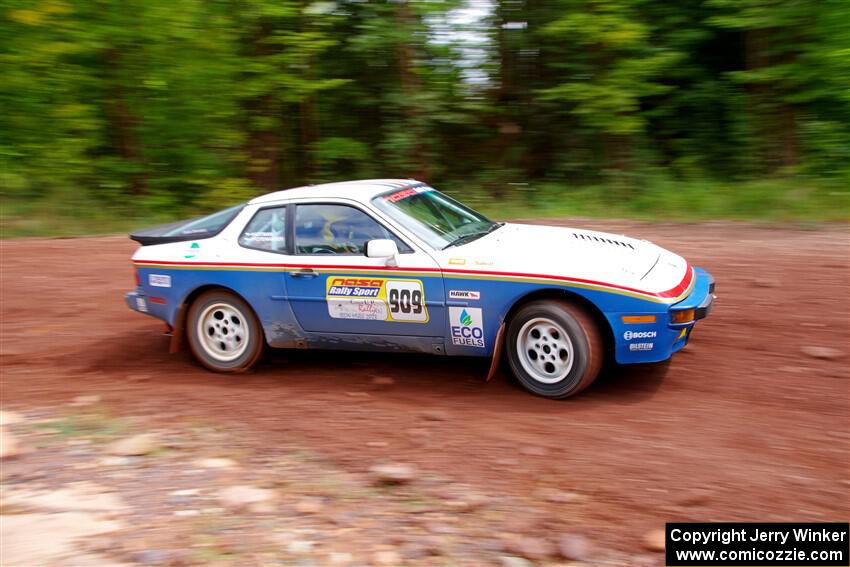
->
[291, 268, 318, 278]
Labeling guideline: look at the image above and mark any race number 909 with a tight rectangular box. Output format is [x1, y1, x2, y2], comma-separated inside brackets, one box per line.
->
[389, 288, 422, 314]
[386, 281, 427, 322]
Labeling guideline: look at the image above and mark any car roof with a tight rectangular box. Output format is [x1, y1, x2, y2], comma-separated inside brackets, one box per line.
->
[248, 179, 422, 205]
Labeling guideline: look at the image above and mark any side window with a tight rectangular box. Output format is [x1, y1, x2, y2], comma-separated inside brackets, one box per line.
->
[294, 204, 411, 255]
[239, 207, 288, 253]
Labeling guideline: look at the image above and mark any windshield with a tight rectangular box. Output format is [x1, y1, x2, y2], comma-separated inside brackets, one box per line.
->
[372, 185, 501, 250]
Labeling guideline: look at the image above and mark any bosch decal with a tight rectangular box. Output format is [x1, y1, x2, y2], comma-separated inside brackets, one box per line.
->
[448, 290, 481, 300]
[624, 330, 657, 340]
[148, 274, 172, 288]
[449, 307, 485, 348]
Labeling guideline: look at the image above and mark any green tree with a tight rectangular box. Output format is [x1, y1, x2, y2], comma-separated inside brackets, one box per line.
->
[708, 0, 850, 176]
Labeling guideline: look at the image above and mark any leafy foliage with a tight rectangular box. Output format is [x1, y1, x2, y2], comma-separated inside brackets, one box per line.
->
[0, 0, 848, 231]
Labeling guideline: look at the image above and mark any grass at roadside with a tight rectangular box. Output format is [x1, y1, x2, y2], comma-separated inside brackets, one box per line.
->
[2, 178, 847, 238]
[467, 178, 850, 224]
[0, 197, 179, 238]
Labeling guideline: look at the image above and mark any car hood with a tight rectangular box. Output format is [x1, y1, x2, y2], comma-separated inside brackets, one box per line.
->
[432, 222, 691, 299]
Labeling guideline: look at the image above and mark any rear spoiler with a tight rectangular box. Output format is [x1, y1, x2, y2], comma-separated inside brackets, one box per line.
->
[129, 221, 210, 246]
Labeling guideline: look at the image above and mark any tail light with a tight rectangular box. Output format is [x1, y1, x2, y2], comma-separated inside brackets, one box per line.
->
[134, 267, 141, 286]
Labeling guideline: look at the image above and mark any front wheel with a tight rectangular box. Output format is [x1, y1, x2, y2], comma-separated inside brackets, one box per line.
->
[506, 299, 603, 399]
[187, 290, 264, 373]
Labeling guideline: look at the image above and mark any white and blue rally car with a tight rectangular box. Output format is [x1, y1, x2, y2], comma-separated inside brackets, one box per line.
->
[127, 179, 714, 399]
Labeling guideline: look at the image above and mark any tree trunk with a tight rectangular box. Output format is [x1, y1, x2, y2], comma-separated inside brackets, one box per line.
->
[300, 97, 318, 179]
[490, 0, 521, 196]
[744, 28, 770, 174]
[396, 0, 429, 180]
[246, 94, 281, 192]
[104, 49, 145, 196]
[780, 102, 796, 169]
[244, 22, 280, 192]
[300, 9, 320, 180]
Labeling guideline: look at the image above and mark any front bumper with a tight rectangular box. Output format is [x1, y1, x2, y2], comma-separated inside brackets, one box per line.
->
[667, 268, 714, 353]
[671, 268, 714, 323]
[613, 267, 715, 364]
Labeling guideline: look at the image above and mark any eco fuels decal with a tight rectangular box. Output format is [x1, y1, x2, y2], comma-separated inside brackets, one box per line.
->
[449, 307, 485, 348]
[326, 277, 428, 323]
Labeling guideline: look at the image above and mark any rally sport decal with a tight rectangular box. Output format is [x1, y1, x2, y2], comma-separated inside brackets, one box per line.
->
[326, 277, 428, 323]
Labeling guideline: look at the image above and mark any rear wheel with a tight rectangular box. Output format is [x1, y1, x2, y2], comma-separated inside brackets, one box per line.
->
[506, 299, 603, 399]
[187, 290, 263, 372]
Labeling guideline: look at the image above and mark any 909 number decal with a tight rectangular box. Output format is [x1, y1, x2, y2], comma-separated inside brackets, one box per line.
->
[386, 281, 427, 322]
[389, 288, 422, 315]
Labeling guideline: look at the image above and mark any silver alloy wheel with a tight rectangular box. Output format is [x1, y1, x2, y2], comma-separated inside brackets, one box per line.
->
[516, 317, 574, 384]
[196, 302, 250, 362]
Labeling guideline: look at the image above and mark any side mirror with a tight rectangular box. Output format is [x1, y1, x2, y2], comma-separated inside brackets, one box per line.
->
[366, 239, 399, 267]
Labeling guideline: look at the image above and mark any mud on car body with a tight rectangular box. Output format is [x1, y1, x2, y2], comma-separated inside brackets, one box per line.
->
[126, 179, 715, 399]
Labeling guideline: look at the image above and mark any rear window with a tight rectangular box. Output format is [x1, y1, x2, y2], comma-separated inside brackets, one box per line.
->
[162, 204, 245, 238]
[129, 204, 245, 245]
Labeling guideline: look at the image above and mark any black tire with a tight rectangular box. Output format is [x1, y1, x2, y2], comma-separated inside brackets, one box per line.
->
[505, 299, 604, 399]
[186, 290, 264, 373]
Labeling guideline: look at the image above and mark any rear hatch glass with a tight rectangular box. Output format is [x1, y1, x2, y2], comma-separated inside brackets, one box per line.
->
[129, 204, 244, 245]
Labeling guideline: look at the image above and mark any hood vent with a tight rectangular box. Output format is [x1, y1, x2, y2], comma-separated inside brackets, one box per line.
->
[572, 232, 635, 250]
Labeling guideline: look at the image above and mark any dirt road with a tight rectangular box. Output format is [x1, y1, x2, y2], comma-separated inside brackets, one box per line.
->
[2, 219, 848, 556]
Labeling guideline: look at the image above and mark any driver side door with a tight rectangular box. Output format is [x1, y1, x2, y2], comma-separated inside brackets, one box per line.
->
[285, 202, 445, 338]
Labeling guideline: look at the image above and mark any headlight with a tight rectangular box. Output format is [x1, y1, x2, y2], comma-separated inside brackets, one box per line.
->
[670, 308, 695, 324]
